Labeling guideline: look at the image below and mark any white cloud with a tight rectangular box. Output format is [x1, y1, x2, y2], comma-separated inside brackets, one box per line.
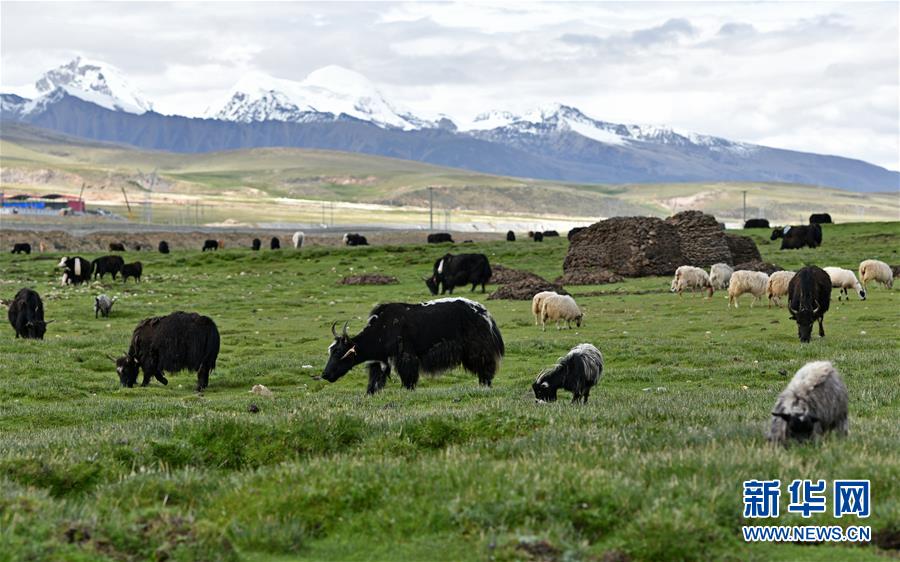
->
[1, 1, 897, 170]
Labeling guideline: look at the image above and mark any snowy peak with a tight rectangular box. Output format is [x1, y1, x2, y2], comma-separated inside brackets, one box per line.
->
[33, 57, 153, 114]
[465, 103, 757, 154]
[210, 65, 436, 130]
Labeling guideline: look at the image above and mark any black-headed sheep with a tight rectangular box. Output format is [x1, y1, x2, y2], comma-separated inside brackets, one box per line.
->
[823, 267, 866, 301]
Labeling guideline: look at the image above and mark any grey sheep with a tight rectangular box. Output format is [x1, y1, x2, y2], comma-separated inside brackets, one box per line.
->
[768, 360, 848, 444]
[94, 295, 117, 318]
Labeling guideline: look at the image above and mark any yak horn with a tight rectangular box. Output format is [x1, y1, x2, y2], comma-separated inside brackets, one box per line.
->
[812, 300, 821, 314]
[331, 321, 339, 338]
[105, 353, 117, 361]
[342, 321, 349, 338]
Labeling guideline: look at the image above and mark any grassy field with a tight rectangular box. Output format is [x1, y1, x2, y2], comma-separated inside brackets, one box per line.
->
[3, 122, 898, 226]
[0, 222, 898, 561]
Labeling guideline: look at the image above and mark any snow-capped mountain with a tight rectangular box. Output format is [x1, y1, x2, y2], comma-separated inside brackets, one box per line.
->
[30, 57, 153, 114]
[465, 103, 757, 155]
[2, 58, 897, 191]
[208, 65, 435, 130]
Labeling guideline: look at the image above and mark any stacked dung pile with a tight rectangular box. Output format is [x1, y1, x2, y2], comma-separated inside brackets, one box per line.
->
[562, 216, 682, 277]
[555, 269, 624, 285]
[664, 211, 732, 266]
[734, 261, 783, 275]
[490, 264, 544, 284]
[340, 274, 398, 285]
[488, 277, 567, 300]
[725, 234, 763, 264]
[563, 211, 763, 278]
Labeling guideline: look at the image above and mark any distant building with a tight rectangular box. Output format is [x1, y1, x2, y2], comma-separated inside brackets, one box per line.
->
[0, 193, 85, 214]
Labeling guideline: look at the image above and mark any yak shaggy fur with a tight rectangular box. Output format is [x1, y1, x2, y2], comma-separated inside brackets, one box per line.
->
[768, 360, 848, 444]
[322, 298, 505, 395]
[116, 311, 220, 391]
[533, 343, 604, 403]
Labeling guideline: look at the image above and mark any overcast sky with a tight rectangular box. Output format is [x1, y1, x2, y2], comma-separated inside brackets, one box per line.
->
[2, 1, 898, 170]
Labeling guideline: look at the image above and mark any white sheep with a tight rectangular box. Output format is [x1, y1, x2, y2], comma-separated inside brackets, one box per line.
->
[292, 231, 305, 249]
[727, 270, 769, 308]
[859, 259, 893, 291]
[531, 291, 558, 325]
[766, 271, 796, 308]
[768, 360, 848, 444]
[540, 294, 583, 331]
[670, 265, 713, 297]
[823, 267, 866, 301]
[709, 263, 733, 290]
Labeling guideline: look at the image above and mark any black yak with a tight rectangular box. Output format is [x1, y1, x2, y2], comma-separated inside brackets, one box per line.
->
[788, 266, 832, 343]
[771, 224, 822, 250]
[322, 298, 505, 394]
[109, 242, 126, 252]
[427, 232, 454, 244]
[744, 219, 770, 229]
[158, 241, 170, 254]
[202, 240, 218, 251]
[114, 311, 220, 391]
[270, 237, 281, 250]
[252, 238, 261, 251]
[506, 230, 516, 242]
[122, 262, 142, 283]
[533, 343, 604, 403]
[533, 232, 544, 242]
[92, 255, 125, 280]
[343, 233, 368, 246]
[543, 230, 560, 237]
[58, 256, 92, 285]
[11, 243, 31, 254]
[7, 288, 51, 339]
[809, 213, 833, 224]
[425, 253, 492, 295]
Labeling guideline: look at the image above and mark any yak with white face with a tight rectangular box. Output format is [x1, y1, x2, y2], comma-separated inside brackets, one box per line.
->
[322, 298, 504, 395]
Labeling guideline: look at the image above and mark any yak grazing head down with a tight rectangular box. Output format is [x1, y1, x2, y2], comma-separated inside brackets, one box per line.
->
[115, 355, 139, 387]
[772, 411, 819, 441]
[424, 276, 439, 295]
[24, 319, 50, 339]
[789, 301, 819, 343]
[322, 321, 359, 382]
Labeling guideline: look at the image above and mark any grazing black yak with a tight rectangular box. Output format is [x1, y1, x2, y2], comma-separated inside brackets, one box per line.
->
[425, 253, 492, 295]
[115, 311, 220, 391]
[8, 288, 51, 339]
[788, 266, 831, 343]
[322, 298, 504, 394]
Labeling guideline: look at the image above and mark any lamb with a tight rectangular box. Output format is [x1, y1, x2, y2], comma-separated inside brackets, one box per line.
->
[94, 294, 117, 318]
[768, 360, 848, 445]
[533, 343, 603, 403]
[670, 265, 713, 297]
[823, 267, 866, 301]
[709, 263, 733, 290]
[540, 294, 583, 331]
[766, 271, 795, 308]
[531, 291, 558, 325]
[727, 270, 769, 308]
[858, 259, 893, 292]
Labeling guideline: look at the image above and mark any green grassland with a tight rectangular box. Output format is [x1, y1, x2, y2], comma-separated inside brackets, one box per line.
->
[0, 222, 898, 561]
[2, 123, 898, 225]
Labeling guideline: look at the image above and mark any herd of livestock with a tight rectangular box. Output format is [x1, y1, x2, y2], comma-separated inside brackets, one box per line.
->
[5, 219, 896, 445]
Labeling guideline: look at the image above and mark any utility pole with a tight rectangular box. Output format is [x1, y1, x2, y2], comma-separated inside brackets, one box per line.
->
[429, 186, 434, 230]
[742, 190, 747, 222]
